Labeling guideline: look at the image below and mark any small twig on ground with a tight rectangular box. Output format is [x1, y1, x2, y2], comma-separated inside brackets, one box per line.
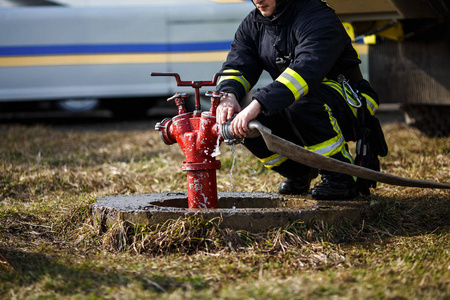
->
[0, 252, 15, 272]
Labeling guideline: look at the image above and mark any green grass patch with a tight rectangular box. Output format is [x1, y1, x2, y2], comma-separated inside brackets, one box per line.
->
[1, 121, 449, 299]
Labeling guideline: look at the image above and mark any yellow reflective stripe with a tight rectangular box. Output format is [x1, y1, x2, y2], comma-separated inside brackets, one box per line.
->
[325, 104, 342, 136]
[218, 69, 251, 93]
[362, 92, 378, 115]
[305, 105, 345, 157]
[341, 146, 356, 182]
[259, 154, 288, 169]
[322, 80, 358, 117]
[306, 134, 345, 157]
[341, 145, 355, 165]
[323, 80, 379, 116]
[276, 68, 309, 101]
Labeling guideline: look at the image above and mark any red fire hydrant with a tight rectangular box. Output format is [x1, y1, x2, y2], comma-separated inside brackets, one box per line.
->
[152, 72, 229, 209]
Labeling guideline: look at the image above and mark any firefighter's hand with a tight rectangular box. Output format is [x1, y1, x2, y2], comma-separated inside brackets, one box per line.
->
[216, 93, 241, 125]
[230, 99, 261, 138]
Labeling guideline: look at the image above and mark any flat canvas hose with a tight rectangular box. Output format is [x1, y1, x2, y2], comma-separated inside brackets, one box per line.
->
[246, 121, 450, 190]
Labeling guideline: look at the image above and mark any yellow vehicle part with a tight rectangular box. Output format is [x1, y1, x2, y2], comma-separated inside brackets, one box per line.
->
[342, 20, 404, 45]
[374, 20, 404, 41]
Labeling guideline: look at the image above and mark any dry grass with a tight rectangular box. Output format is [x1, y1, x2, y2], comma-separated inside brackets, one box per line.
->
[0, 120, 449, 299]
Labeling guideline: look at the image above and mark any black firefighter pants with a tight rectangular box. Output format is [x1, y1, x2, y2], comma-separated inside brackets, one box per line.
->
[242, 79, 379, 180]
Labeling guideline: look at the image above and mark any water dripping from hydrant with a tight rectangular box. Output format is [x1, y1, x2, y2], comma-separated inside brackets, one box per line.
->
[211, 136, 221, 158]
[239, 144, 258, 174]
[228, 144, 258, 192]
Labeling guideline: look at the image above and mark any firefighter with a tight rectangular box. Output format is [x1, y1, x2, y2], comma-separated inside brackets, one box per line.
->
[215, 0, 384, 200]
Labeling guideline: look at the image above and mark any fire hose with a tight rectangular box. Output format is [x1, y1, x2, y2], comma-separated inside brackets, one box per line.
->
[221, 121, 450, 190]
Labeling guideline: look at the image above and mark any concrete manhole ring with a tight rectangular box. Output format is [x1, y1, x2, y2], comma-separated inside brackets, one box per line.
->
[93, 192, 369, 232]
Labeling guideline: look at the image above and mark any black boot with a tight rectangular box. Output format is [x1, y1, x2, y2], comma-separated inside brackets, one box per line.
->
[311, 172, 359, 200]
[279, 169, 318, 195]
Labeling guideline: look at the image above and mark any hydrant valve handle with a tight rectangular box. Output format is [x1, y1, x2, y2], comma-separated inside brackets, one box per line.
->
[167, 92, 189, 115]
[151, 72, 242, 88]
[205, 91, 225, 98]
[167, 92, 189, 102]
[205, 91, 227, 117]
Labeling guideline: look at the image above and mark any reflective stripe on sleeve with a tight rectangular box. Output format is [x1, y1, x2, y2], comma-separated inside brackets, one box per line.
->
[218, 69, 251, 93]
[259, 153, 288, 169]
[276, 68, 309, 101]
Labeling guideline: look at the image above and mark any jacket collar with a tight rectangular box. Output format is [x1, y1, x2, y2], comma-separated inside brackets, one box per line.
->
[252, 0, 296, 25]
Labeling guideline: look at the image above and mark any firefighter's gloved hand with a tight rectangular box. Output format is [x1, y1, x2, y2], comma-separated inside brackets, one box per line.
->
[216, 93, 241, 125]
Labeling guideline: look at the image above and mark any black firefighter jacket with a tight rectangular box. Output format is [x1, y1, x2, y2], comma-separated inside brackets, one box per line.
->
[216, 0, 361, 116]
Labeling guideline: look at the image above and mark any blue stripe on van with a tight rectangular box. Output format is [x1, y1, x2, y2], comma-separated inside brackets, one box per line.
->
[0, 41, 232, 56]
